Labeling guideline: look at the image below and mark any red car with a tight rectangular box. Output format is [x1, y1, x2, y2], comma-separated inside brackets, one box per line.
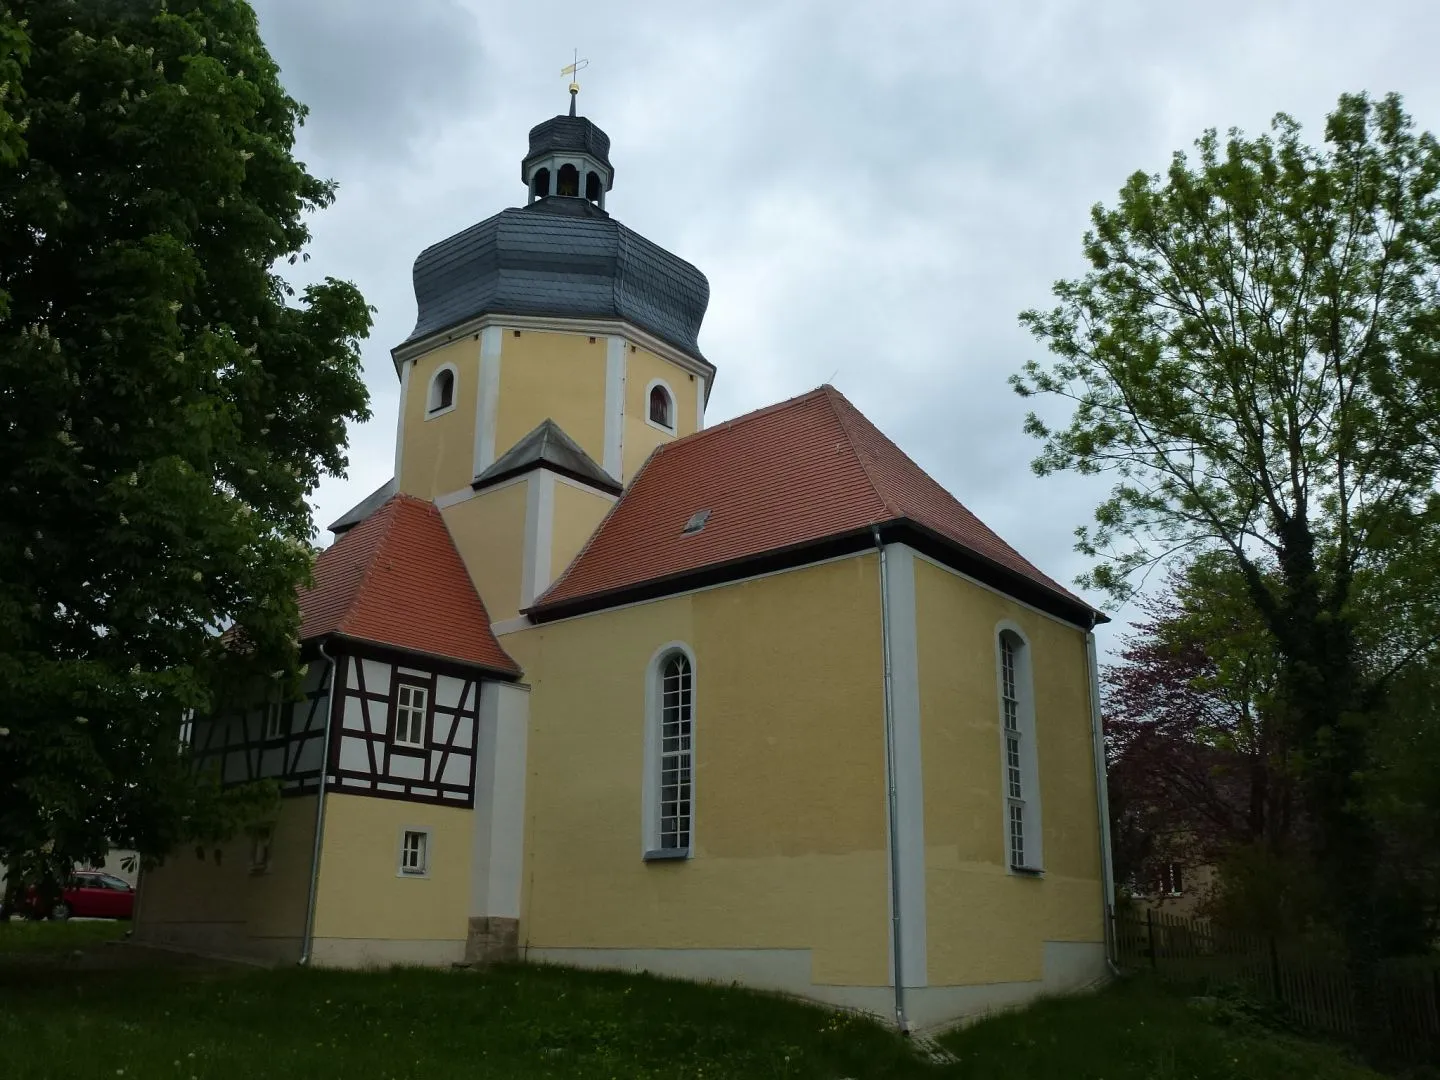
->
[23, 871, 135, 920]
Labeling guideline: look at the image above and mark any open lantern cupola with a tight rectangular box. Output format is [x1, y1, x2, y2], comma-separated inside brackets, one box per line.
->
[523, 114, 614, 209]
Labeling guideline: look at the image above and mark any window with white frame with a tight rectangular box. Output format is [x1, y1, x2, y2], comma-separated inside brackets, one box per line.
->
[998, 628, 1042, 872]
[250, 832, 272, 874]
[263, 700, 286, 741]
[394, 683, 428, 748]
[654, 651, 693, 854]
[427, 366, 455, 415]
[647, 381, 675, 431]
[399, 829, 429, 876]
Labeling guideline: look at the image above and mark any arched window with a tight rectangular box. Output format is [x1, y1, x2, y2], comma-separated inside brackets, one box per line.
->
[557, 163, 580, 197]
[428, 366, 456, 415]
[648, 383, 674, 429]
[585, 170, 602, 203]
[997, 627, 1042, 872]
[644, 644, 695, 858]
[532, 167, 551, 199]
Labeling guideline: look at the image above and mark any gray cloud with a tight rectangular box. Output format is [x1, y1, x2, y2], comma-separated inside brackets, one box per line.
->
[255, 0, 1440, 658]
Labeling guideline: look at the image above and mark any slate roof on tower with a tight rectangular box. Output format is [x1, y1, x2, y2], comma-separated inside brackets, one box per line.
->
[473, 418, 620, 494]
[300, 493, 519, 676]
[530, 386, 1104, 628]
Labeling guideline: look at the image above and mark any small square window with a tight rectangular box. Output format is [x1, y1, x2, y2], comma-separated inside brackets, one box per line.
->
[394, 684, 428, 748]
[399, 830, 429, 876]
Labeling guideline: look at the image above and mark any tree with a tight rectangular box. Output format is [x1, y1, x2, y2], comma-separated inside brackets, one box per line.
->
[0, 0, 370, 889]
[1105, 558, 1294, 870]
[1015, 92, 1440, 968]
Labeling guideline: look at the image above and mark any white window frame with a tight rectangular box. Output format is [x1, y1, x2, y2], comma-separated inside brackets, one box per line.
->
[641, 641, 696, 860]
[263, 699, 286, 742]
[393, 682, 429, 749]
[644, 377, 677, 435]
[995, 621, 1043, 874]
[397, 827, 431, 878]
[249, 832, 272, 875]
[425, 362, 459, 419]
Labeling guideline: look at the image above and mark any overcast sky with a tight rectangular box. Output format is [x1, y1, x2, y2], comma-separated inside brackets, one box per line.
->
[249, 0, 1440, 655]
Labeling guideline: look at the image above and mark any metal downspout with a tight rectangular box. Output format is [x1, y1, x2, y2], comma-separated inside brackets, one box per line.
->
[1085, 630, 1120, 975]
[299, 640, 337, 967]
[873, 527, 909, 1032]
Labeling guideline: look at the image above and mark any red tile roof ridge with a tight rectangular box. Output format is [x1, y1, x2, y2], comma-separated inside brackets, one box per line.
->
[822, 386, 1084, 604]
[331, 495, 409, 639]
[667, 384, 832, 451]
[535, 387, 835, 609]
[819, 384, 895, 518]
[301, 492, 520, 674]
[536, 441, 664, 608]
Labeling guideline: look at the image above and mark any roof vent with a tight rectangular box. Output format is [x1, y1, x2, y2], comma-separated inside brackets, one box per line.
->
[682, 509, 710, 535]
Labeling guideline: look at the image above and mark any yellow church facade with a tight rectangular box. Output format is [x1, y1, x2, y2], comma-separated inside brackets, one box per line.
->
[134, 97, 1114, 1031]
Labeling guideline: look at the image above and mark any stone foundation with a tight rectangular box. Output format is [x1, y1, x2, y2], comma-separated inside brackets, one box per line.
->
[464, 916, 519, 965]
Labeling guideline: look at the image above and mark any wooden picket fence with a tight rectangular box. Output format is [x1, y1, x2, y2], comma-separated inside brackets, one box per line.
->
[1113, 908, 1440, 1065]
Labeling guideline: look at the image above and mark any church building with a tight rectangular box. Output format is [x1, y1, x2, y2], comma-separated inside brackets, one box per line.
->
[134, 90, 1115, 1031]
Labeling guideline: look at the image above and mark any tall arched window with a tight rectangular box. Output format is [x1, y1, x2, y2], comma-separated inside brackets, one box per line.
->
[648, 383, 674, 430]
[585, 170, 602, 203]
[428, 365, 456, 415]
[532, 167, 551, 199]
[644, 645, 694, 858]
[557, 163, 580, 197]
[997, 626, 1042, 872]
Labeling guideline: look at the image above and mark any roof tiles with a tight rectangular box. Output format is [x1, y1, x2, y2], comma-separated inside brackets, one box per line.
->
[299, 494, 519, 675]
[532, 385, 1094, 620]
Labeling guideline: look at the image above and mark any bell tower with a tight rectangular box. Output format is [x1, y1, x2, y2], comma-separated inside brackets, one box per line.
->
[336, 84, 716, 625]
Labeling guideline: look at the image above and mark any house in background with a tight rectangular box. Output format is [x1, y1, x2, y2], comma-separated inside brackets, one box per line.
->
[135, 91, 1115, 1030]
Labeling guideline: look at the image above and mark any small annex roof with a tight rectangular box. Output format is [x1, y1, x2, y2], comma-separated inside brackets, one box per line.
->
[300, 493, 519, 676]
[529, 386, 1104, 627]
[328, 477, 397, 537]
[473, 418, 620, 494]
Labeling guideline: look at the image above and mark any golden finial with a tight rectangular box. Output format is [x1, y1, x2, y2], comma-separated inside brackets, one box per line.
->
[561, 49, 589, 116]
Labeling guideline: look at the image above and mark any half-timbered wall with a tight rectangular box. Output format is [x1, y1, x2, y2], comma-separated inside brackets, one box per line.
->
[190, 659, 333, 796]
[331, 653, 480, 807]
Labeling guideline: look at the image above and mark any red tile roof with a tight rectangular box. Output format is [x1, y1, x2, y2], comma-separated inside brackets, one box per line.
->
[300, 494, 519, 675]
[531, 385, 1097, 622]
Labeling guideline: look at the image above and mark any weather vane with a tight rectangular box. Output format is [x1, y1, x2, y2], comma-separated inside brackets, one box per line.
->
[561, 49, 588, 116]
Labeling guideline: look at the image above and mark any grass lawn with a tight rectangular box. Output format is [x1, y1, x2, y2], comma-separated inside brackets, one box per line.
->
[0, 924, 1388, 1080]
[0, 918, 126, 954]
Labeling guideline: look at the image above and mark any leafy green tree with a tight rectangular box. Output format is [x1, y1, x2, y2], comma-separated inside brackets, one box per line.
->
[0, 0, 370, 889]
[1016, 92, 1440, 967]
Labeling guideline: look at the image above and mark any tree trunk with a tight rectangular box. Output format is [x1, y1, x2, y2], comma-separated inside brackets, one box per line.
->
[1269, 518, 1385, 1050]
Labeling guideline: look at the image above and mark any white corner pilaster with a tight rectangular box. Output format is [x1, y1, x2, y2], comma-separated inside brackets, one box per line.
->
[696, 374, 706, 431]
[474, 327, 502, 475]
[884, 542, 928, 988]
[519, 470, 556, 608]
[393, 359, 412, 481]
[603, 336, 627, 482]
[471, 681, 531, 919]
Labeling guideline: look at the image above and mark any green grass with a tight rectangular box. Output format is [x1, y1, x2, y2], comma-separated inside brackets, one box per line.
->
[0, 923, 1389, 1080]
[0, 918, 126, 954]
[939, 977, 1388, 1080]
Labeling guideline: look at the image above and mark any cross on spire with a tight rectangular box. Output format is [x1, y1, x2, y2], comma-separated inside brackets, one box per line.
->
[561, 50, 589, 117]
